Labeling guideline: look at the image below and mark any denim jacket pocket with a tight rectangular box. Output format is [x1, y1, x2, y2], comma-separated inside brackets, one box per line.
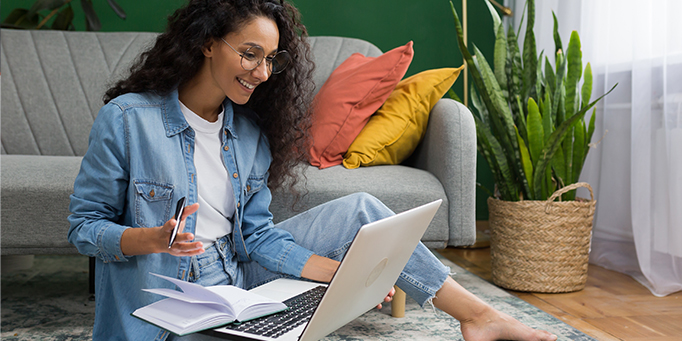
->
[133, 180, 174, 227]
[243, 177, 265, 204]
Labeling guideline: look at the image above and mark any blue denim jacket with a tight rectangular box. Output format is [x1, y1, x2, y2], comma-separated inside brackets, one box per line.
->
[68, 89, 314, 340]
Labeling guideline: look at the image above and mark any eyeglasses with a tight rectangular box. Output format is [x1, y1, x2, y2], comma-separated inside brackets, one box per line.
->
[221, 38, 290, 75]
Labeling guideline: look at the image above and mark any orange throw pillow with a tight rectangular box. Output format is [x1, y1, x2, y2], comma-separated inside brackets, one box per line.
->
[308, 41, 414, 169]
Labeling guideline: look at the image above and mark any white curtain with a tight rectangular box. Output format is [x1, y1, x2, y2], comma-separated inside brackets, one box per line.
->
[509, 0, 682, 296]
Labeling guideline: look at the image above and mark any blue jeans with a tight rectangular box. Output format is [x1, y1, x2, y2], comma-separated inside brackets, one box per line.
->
[170, 193, 449, 341]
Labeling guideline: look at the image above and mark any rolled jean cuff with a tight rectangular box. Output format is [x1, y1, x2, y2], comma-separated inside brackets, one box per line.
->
[395, 244, 450, 307]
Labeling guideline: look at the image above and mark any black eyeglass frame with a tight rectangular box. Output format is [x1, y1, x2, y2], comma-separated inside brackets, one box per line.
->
[220, 38, 290, 75]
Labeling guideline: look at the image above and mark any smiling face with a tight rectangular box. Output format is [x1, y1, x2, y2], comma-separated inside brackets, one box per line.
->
[203, 16, 280, 105]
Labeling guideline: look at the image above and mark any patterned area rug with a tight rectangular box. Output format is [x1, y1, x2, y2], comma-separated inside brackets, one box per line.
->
[1, 254, 595, 340]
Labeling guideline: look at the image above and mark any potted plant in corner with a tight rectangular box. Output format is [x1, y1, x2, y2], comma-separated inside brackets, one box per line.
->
[449, 0, 616, 293]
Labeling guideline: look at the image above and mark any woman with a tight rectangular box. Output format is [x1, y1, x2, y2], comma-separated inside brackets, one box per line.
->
[68, 0, 557, 340]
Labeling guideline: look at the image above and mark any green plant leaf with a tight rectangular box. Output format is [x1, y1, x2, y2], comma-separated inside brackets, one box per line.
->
[562, 126, 574, 188]
[476, 182, 495, 198]
[448, 89, 463, 103]
[494, 24, 508, 99]
[565, 31, 583, 117]
[571, 119, 586, 189]
[553, 50, 567, 125]
[470, 87, 488, 123]
[106, 0, 127, 19]
[515, 94, 528, 145]
[28, 0, 69, 17]
[484, 0, 502, 39]
[557, 86, 566, 127]
[544, 55, 556, 98]
[532, 83, 617, 199]
[51, 5, 74, 30]
[536, 50, 545, 97]
[552, 11, 563, 54]
[581, 62, 593, 109]
[586, 107, 596, 155]
[542, 92, 553, 142]
[472, 47, 512, 145]
[537, 167, 556, 200]
[527, 98, 544, 167]
[474, 115, 519, 201]
[516, 127, 534, 197]
[2, 8, 40, 29]
[3, 8, 29, 25]
[552, 146, 566, 192]
[506, 26, 523, 120]
[521, 0, 537, 104]
[80, 0, 101, 31]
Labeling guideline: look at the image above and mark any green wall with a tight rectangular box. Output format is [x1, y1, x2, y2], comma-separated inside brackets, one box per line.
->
[1, 0, 496, 220]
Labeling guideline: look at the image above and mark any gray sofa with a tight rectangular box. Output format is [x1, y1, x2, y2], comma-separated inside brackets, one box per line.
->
[1, 29, 476, 261]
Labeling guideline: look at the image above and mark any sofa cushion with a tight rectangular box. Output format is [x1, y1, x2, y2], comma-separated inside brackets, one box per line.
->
[343, 67, 464, 169]
[1, 155, 82, 254]
[307, 42, 414, 169]
[270, 164, 449, 248]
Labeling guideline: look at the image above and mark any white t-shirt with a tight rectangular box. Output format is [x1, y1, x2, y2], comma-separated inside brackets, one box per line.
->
[179, 101, 235, 248]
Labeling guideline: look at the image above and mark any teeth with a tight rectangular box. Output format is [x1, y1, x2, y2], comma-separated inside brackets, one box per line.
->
[238, 78, 255, 89]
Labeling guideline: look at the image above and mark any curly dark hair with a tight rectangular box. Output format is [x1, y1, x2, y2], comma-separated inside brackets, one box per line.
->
[104, 0, 315, 194]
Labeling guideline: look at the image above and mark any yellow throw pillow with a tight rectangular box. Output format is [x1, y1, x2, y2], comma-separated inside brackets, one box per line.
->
[343, 66, 464, 169]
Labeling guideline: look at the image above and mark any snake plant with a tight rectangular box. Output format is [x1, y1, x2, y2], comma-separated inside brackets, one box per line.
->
[450, 0, 615, 201]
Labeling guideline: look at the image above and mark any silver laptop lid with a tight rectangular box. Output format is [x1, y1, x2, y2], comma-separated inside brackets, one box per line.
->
[298, 199, 442, 341]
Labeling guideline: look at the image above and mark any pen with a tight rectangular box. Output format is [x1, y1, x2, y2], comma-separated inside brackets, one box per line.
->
[168, 197, 186, 248]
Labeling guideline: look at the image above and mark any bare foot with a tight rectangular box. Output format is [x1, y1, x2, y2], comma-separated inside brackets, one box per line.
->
[459, 305, 557, 341]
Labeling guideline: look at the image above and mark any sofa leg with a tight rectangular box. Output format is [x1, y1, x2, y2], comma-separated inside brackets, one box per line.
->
[391, 286, 406, 318]
[89, 257, 96, 301]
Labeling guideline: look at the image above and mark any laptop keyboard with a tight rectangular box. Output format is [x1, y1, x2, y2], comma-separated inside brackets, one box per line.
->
[222, 285, 327, 338]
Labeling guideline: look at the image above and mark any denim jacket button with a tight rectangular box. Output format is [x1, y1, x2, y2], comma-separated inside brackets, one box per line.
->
[224, 145, 229, 151]
[149, 189, 155, 197]
[246, 185, 251, 192]
[232, 173, 238, 178]
[237, 202, 241, 208]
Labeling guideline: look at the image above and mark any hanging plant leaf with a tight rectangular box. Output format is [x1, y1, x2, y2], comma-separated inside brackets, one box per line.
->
[2, 9, 40, 29]
[51, 5, 74, 30]
[106, 0, 127, 19]
[80, 0, 101, 31]
[28, 0, 69, 17]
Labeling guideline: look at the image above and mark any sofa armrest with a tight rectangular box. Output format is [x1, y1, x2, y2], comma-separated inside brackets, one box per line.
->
[408, 98, 476, 246]
[1, 155, 82, 255]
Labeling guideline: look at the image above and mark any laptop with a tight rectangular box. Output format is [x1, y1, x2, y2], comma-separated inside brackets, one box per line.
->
[201, 199, 442, 341]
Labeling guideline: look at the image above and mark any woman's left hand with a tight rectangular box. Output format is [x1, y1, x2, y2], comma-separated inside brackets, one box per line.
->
[376, 286, 396, 309]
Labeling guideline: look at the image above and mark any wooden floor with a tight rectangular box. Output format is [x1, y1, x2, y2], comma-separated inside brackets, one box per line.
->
[437, 242, 682, 341]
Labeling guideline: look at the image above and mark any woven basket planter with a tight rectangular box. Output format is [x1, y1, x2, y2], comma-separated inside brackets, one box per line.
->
[488, 182, 596, 293]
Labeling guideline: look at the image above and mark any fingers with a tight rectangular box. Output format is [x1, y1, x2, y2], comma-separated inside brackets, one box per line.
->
[168, 232, 204, 256]
[376, 287, 397, 309]
[181, 203, 200, 219]
[164, 202, 202, 256]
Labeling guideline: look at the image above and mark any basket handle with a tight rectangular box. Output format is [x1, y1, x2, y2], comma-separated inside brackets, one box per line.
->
[544, 182, 595, 214]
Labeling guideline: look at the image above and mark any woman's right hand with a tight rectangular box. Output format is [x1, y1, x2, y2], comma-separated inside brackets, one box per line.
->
[121, 203, 205, 257]
[162, 203, 204, 257]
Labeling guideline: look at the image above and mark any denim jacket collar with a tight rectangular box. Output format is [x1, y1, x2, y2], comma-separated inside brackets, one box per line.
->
[162, 89, 240, 140]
